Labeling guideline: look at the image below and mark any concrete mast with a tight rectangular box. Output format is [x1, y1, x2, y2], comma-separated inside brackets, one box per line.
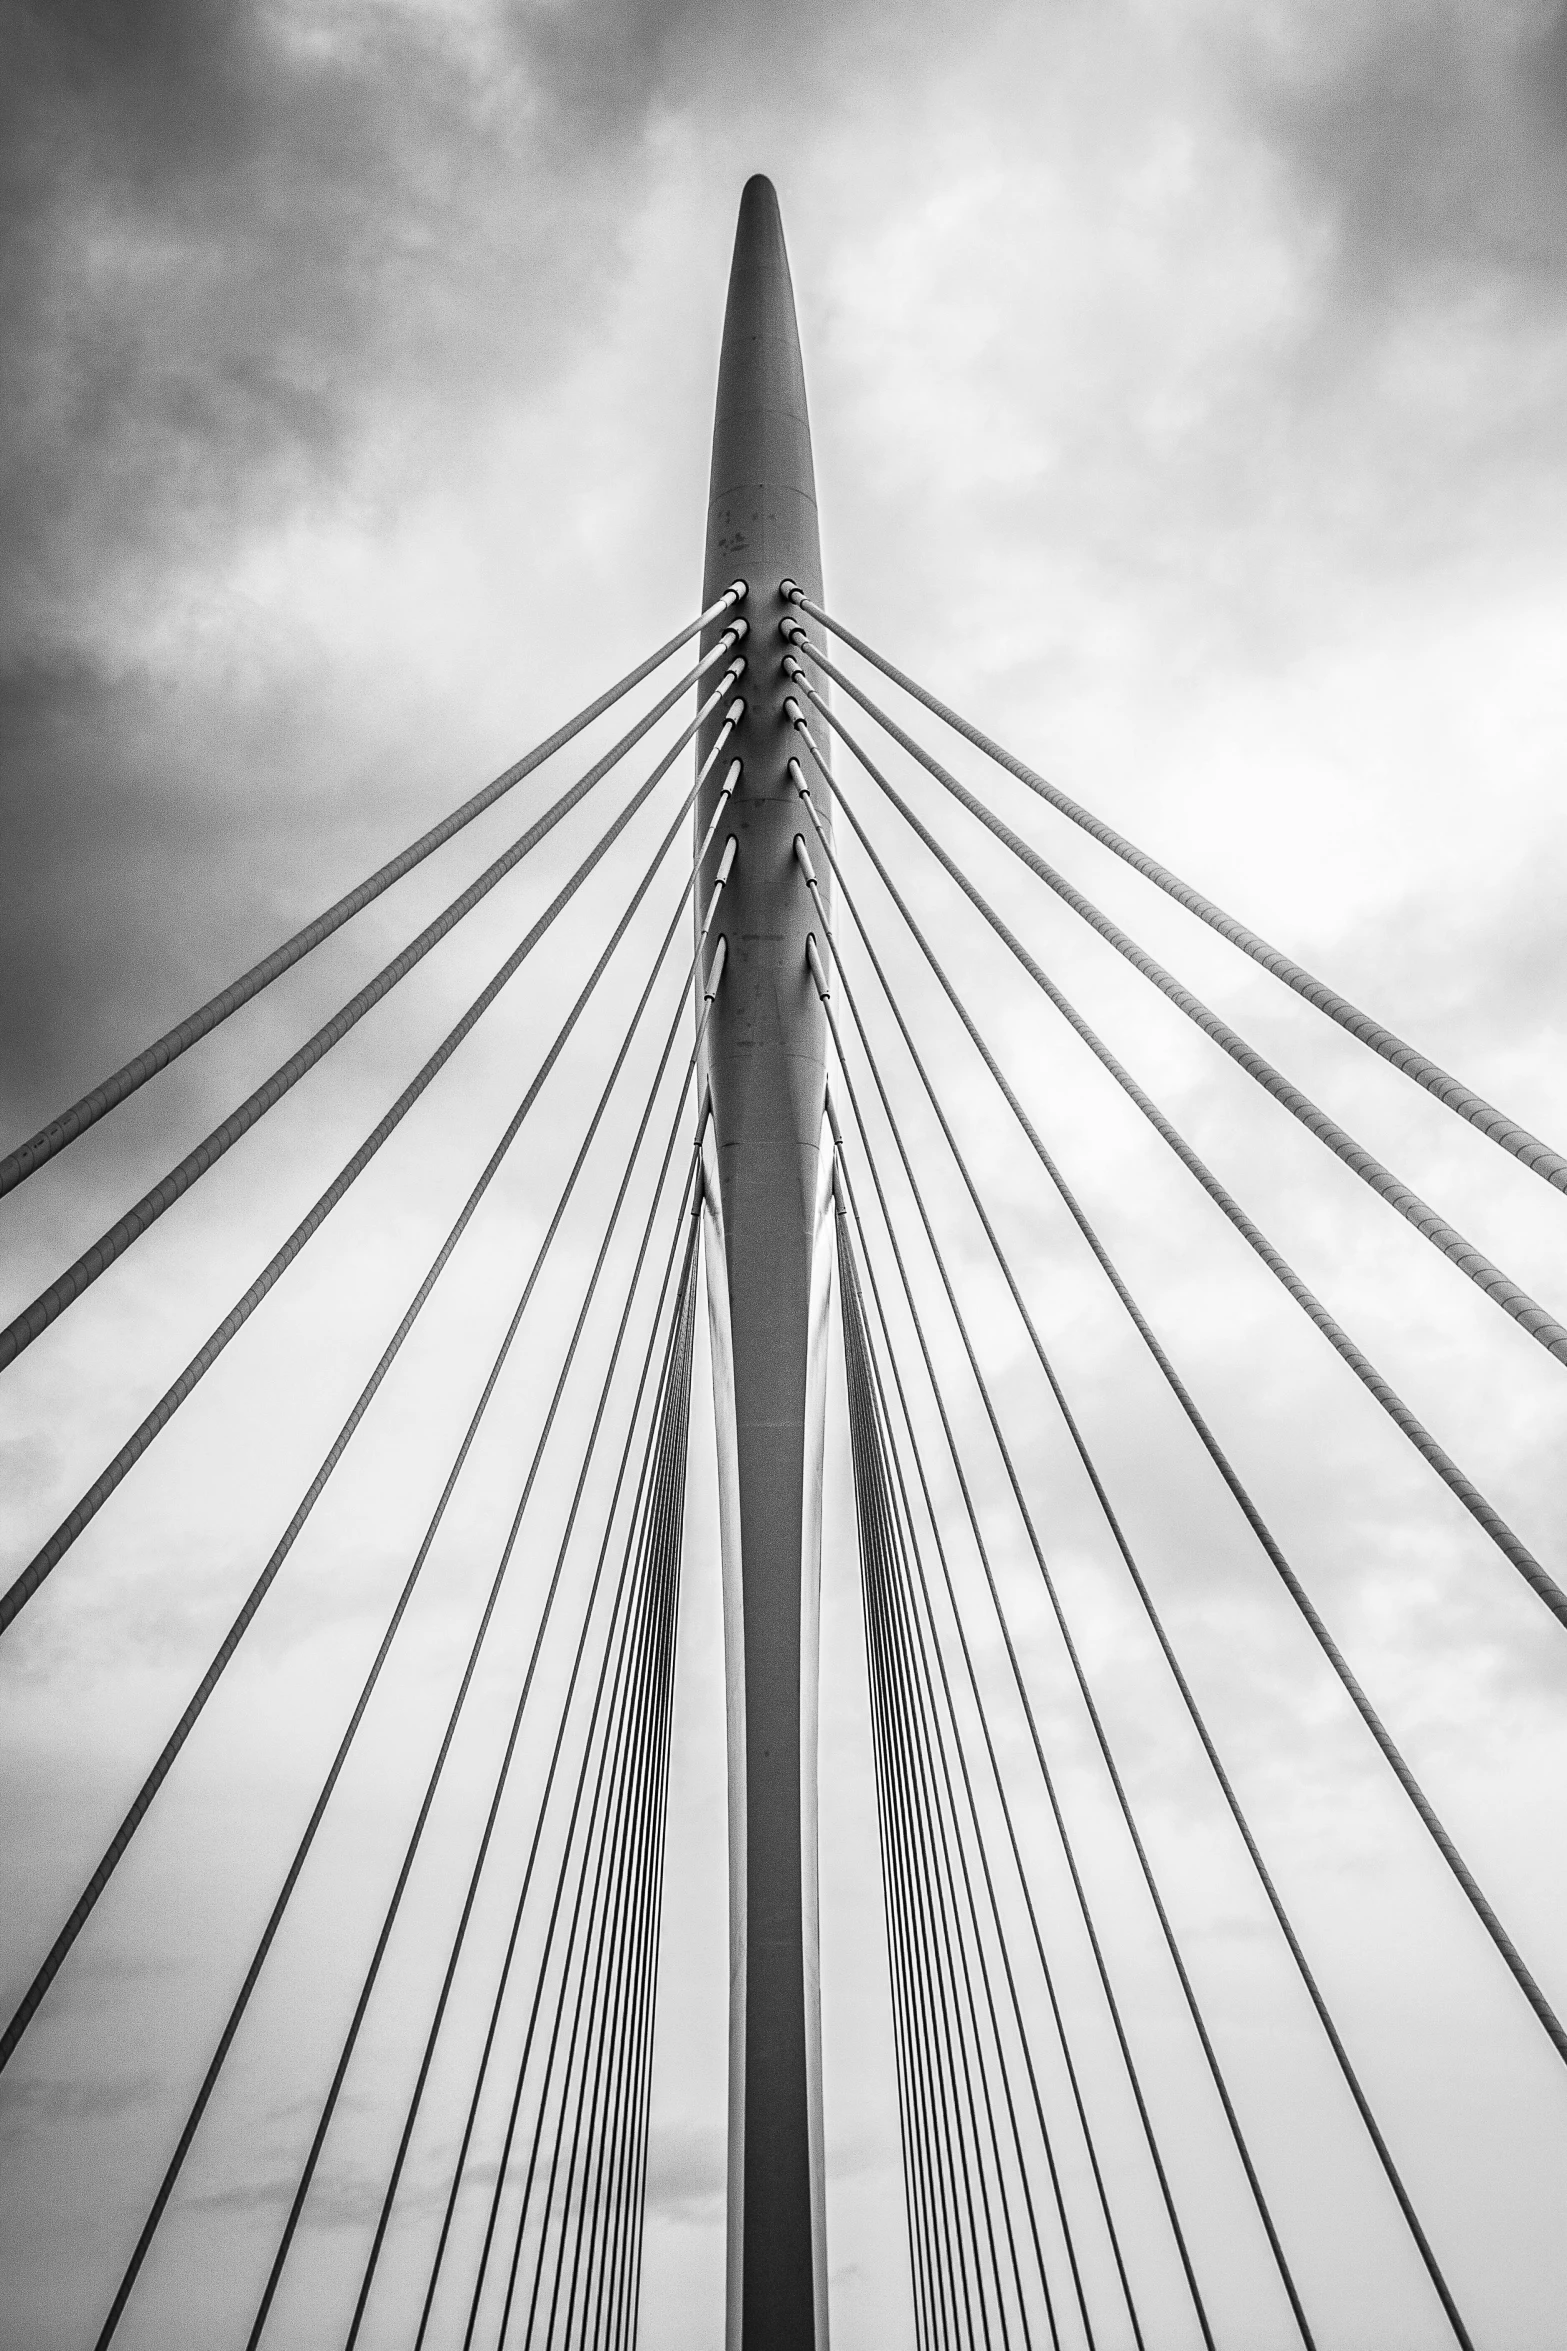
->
[695, 175, 832, 2350]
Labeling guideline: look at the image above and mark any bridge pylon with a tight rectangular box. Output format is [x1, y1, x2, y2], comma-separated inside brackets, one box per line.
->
[695, 173, 834, 2350]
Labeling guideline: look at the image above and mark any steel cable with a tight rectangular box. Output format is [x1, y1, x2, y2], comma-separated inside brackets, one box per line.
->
[95, 792, 733, 2350]
[240, 985, 715, 2351]
[3, 771, 734, 2098]
[813, 912, 1324, 2350]
[526, 1276, 692, 2350]
[0, 634, 744, 1376]
[783, 587, 1567, 1197]
[485, 1242, 699, 2351]
[337, 847, 736, 2351]
[847, 1284, 961, 2351]
[854, 1367, 990, 2351]
[793, 720, 1567, 2072]
[834, 1138, 1150, 2351]
[785, 710, 1566, 1635]
[569, 1432, 690, 2351]
[584, 1425, 690, 2351]
[510, 1273, 690, 2351]
[811, 791, 1478, 2346]
[0, 583, 745, 1198]
[784, 649, 1567, 1375]
[843, 1195, 1119, 2351]
[0, 732, 737, 2082]
[438, 1091, 714, 2351]
[0, 683, 742, 1638]
[821, 1055, 1221, 2351]
[843, 1247, 1038, 2350]
[408, 1133, 709, 2351]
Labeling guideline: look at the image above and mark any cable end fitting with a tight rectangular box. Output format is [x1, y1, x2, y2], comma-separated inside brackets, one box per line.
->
[728, 616, 748, 643]
[805, 932, 829, 1000]
[793, 834, 819, 887]
[780, 579, 804, 605]
[703, 936, 728, 1003]
[782, 695, 806, 727]
[728, 579, 749, 604]
[781, 618, 808, 647]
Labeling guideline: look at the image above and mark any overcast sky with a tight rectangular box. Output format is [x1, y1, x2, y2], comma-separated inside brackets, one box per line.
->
[3, 3, 1566, 2347]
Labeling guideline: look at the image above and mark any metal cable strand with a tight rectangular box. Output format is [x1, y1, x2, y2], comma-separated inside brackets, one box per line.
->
[786, 651, 1567, 1374]
[0, 640, 743, 1377]
[409, 1154, 707, 2351]
[841, 1260, 959, 2351]
[852, 1241, 1061, 2351]
[787, 712, 1567, 1634]
[841, 1235, 980, 2351]
[814, 805, 1478, 2344]
[574, 1424, 691, 2351]
[855, 1361, 1015, 2351]
[530, 1292, 690, 2351]
[353, 1103, 682, 2351]
[567, 1594, 677, 2351]
[817, 919, 1320, 2351]
[1, 761, 734, 2088]
[843, 1196, 1109, 2351]
[494, 1271, 697, 2351]
[842, 1246, 1040, 2351]
[831, 1151, 1151, 2351]
[822, 1067, 1221, 2351]
[241, 1010, 710, 2351]
[595, 1499, 691, 2351]
[0, 589, 746, 1199]
[867, 1541, 971, 2351]
[784, 588, 1567, 1197]
[449, 1162, 709, 2351]
[0, 694, 741, 1638]
[522, 1530, 673, 2351]
[852, 1354, 993, 2351]
[588, 1510, 695, 2351]
[854, 1511, 952, 2351]
[796, 732, 1567, 2074]
[338, 835, 737, 2351]
[97, 854, 721, 2351]
[534, 1290, 692, 2351]
[565, 1253, 696, 2351]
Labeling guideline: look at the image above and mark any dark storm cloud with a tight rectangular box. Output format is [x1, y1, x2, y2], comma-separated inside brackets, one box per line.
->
[0, 0, 645, 622]
[0, 0, 684, 1128]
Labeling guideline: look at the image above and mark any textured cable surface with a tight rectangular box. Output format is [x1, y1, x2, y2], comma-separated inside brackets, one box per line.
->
[0, 641, 743, 1376]
[0, 583, 745, 1198]
[787, 652, 1567, 1373]
[794, 737, 1567, 2077]
[786, 588, 1567, 1196]
[841, 1219, 1063, 2349]
[812, 929, 1317, 2349]
[787, 712, 1567, 1637]
[93, 796, 734, 2348]
[0, 696, 741, 1641]
[1, 759, 731, 2083]
[824, 1085, 1220, 2351]
[816, 816, 1473, 2349]
[835, 1156, 1149, 2351]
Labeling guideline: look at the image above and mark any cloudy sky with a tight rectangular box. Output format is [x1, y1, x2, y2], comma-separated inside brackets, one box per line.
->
[3, 1, 1566, 2345]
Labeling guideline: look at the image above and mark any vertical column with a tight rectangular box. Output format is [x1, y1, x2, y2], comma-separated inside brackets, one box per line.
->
[695, 174, 833, 2350]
